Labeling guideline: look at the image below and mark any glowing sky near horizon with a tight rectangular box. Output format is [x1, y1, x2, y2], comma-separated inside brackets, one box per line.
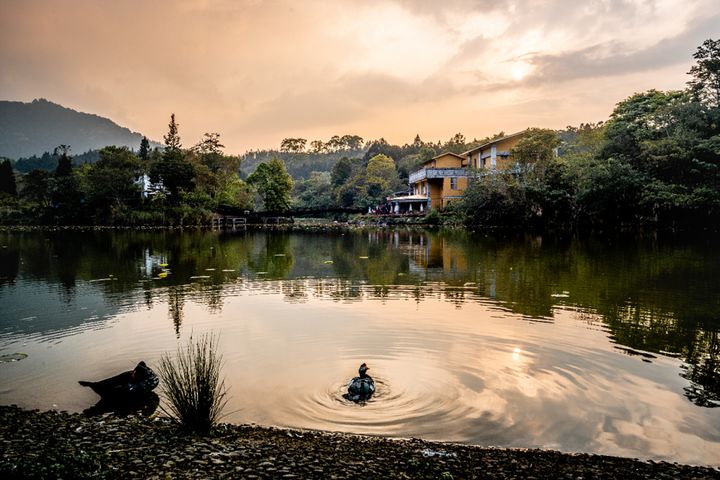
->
[1, 0, 719, 153]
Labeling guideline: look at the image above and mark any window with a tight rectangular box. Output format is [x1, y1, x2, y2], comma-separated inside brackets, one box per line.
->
[450, 177, 458, 190]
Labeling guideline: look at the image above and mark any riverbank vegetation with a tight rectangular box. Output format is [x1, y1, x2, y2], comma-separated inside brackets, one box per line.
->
[159, 333, 228, 435]
[0, 39, 717, 232]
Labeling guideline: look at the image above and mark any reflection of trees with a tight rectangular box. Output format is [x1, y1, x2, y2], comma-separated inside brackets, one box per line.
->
[682, 331, 719, 407]
[0, 241, 19, 286]
[168, 286, 184, 337]
[247, 232, 294, 279]
[4, 228, 720, 408]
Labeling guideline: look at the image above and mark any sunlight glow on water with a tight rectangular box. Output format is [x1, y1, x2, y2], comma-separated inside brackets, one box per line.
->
[0, 229, 719, 465]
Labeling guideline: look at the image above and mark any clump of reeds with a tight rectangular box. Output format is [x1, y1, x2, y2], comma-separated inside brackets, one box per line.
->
[159, 333, 228, 435]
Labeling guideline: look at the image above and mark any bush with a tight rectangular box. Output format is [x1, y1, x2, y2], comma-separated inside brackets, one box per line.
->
[159, 333, 228, 435]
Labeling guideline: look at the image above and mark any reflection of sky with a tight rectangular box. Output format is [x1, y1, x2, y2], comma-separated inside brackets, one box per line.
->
[1, 231, 720, 466]
[1, 282, 718, 466]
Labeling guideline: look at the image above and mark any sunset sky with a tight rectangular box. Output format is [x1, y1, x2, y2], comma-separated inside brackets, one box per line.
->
[2, 0, 719, 154]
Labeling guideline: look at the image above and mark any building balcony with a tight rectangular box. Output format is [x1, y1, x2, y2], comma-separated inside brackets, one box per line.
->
[409, 168, 471, 184]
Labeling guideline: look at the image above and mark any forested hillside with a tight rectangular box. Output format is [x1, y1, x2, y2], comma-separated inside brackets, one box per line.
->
[0, 98, 160, 159]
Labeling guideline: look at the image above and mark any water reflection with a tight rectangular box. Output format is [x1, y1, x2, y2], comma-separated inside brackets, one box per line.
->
[1, 229, 719, 463]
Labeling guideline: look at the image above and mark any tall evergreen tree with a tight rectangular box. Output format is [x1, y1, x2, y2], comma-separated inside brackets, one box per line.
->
[164, 114, 182, 152]
[0, 159, 17, 196]
[150, 114, 194, 199]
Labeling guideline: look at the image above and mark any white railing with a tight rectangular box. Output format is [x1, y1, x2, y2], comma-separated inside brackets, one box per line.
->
[409, 168, 472, 183]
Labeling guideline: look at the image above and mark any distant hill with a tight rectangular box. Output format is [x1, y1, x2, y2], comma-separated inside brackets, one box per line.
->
[0, 98, 159, 159]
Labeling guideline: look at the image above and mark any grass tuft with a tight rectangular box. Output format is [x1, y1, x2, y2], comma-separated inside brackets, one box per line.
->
[159, 332, 228, 435]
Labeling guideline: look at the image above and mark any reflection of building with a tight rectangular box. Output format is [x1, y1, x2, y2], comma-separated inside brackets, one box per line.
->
[404, 233, 469, 281]
[395, 131, 529, 211]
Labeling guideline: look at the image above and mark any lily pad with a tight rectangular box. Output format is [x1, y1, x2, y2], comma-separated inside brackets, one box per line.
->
[0, 352, 28, 363]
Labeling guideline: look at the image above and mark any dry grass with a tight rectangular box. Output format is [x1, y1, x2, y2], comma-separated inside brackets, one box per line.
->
[159, 333, 228, 435]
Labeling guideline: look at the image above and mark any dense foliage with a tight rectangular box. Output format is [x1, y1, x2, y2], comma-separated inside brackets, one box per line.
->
[458, 39, 720, 232]
[0, 116, 255, 226]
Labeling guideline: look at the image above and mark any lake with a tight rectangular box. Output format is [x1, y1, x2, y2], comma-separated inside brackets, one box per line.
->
[1, 228, 719, 465]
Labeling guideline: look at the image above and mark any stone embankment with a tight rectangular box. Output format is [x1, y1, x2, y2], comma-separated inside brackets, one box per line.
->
[1, 406, 717, 479]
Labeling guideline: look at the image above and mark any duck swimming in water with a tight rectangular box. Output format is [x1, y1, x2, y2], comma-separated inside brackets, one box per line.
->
[345, 362, 375, 402]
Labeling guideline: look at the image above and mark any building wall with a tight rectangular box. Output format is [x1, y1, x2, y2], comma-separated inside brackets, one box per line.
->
[428, 179, 443, 209]
[469, 134, 526, 171]
[429, 153, 464, 169]
[441, 176, 468, 207]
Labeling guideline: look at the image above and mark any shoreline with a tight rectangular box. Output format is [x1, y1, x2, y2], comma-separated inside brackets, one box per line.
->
[1, 406, 718, 479]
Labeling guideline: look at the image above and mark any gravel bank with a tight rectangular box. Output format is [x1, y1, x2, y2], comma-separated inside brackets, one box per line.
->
[1, 405, 717, 479]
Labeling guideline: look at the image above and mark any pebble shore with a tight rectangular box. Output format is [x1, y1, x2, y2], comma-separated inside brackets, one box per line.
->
[1, 406, 718, 479]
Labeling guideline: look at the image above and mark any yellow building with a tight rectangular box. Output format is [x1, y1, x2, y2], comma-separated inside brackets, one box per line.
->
[463, 130, 527, 171]
[395, 152, 469, 212]
[396, 130, 529, 212]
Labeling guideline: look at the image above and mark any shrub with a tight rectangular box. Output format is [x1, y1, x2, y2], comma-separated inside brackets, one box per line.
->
[159, 333, 228, 435]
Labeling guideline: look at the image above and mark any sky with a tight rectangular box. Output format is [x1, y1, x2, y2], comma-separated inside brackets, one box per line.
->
[2, 0, 719, 154]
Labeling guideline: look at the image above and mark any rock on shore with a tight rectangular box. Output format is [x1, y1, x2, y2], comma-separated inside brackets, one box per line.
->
[1, 405, 717, 479]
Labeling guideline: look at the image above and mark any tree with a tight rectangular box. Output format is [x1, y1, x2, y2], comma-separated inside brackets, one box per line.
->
[309, 140, 326, 154]
[164, 113, 182, 151]
[326, 135, 343, 152]
[54, 145, 73, 177]
[139, 136, 150, 162]
[86, 146, 142, 218]
[340, 134, 364, 150]
[331, 157, 354, 188]
[50, 145, 83, 219]
[20, 169, 50, 206]
[511, 128, 560, 172]
[193, 132, 225, 173]
[293, 172, 333, 209]
[247, 158, 293, 212]
[280, 138, 307, 153]
[0, 159, 17, 196]
[688, 38, 720, 108]
[443, 133, 467, 154]
[151, 114, 195, 199]
[364, 153, 399, 205]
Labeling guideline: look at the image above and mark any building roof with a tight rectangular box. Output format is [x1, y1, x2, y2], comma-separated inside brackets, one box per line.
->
[461, 130, 527, 156]
[431, 152, 465, 161]
[420, 151, 465, 166]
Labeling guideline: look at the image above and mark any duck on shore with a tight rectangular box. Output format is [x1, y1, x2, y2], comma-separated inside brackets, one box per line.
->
[79, 361, 159, 398]
[344, 362, 375, 402]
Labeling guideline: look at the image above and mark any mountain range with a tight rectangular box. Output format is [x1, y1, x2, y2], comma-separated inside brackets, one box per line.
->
[0, 98, 158, 159]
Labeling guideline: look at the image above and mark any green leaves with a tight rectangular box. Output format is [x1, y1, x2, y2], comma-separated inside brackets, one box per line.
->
[247, 158, 293, 212]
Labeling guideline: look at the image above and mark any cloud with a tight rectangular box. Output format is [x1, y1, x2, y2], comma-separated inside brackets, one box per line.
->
[519, 13, 720, 87]
[2, 0, 719, 151]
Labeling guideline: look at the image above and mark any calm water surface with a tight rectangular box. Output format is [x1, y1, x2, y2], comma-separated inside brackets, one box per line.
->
[1, 229, 719, 465]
